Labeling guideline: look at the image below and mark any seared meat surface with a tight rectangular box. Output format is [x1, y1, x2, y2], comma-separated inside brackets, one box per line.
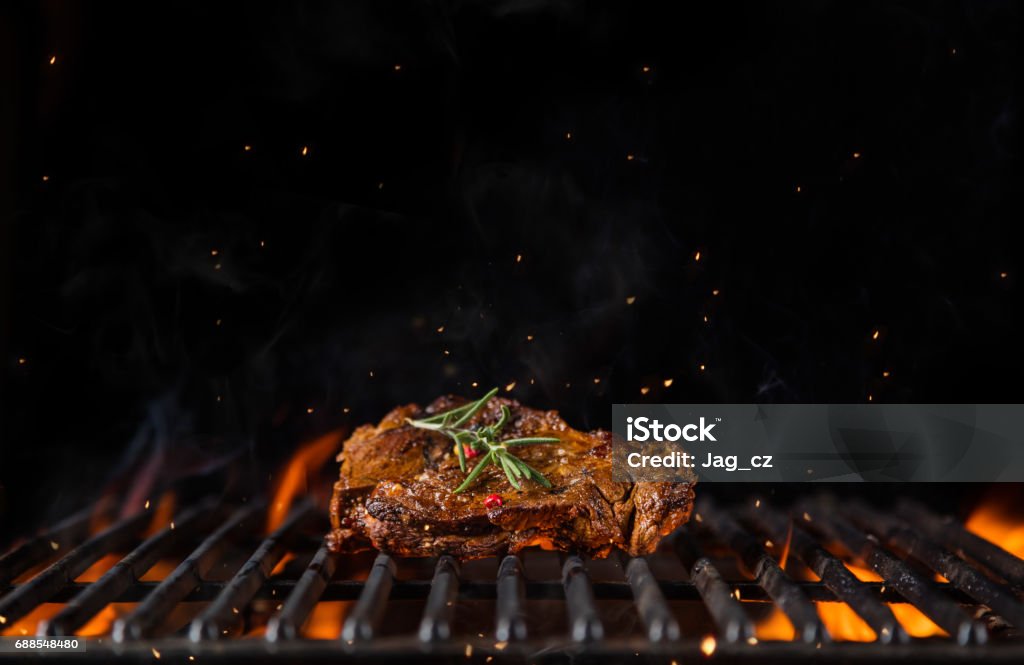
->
[327, 396, 695, 559]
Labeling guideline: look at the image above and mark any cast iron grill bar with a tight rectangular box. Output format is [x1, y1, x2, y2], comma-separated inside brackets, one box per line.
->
[898, 499, 1024, 587]
[745, 501, 908, 644]
[494, 555, 527, 641]
[799, 499, 988, 645]
[265, 544, 337, 642]
[0, 506, 96, 590]
[340, 553, 395, 642]
[418, 555, 461, 642]
[0, 509, 150, 627]
[40, 500, 218, 637]
[561, 555, 604, 642]
[674, 531, 756, 643]
[698, 496, 828, 644]
[845, 500, 1024, 628]
[189, 500, 315, 641]
[623, 556, 680, 642]
[113, 503, 265, 641]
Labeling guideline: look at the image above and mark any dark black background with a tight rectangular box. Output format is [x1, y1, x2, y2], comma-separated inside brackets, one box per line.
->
[1, 1, 1021, 537]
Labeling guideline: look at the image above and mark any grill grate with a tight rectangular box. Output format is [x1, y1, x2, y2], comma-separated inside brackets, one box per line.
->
[2, 493, 1023, 663]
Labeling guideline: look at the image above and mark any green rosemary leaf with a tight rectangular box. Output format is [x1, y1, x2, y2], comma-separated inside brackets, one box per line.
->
[498, 454, 522, 490]
[407, 387, 559, 494]
[450, 387, 499, 427]
[501, 437, 561, 446]
[503, 453, 524, 479]
[515, 458, 552, 488]
[454, 450, 494, 494]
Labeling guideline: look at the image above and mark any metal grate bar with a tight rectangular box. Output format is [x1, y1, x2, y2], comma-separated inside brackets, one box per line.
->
[189, 501, 314, 641]
[674, 532, 756, 643]
[265, 544, 337, 642]
[0, 510, 150, 627]
[494, 555, 527, 642]
[623, 556, 680, 642]
[746, 501, 908, 644]
[800, 499, 987, 645]
[898, 499, 1024, 587]
[698, 496, 828, 644]
[561, 555, 603, 642]
[846, 501, 1024, 628]
[417, 555, 460, 642]
[0, 506, 96, 590]
[40, 500, 218, 636]
[340, 553, 395, 642]
[113, 503, 264, 641]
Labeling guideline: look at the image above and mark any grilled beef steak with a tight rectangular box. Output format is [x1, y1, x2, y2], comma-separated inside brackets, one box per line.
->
[327, 395, 695, 559]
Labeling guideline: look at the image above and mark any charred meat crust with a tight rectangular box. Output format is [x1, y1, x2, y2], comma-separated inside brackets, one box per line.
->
[328, 395, 695, 559]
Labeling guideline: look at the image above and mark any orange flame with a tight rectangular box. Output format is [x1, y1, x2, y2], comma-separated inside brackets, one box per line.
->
[140, 559, 180, 582]
[890, 604, 946, 638]
[966, 495, 1024, 558]
[75, 554, 122, 583]
[78, 603, 137, 637]
[816, 602, 875, 642]
[267, 429, 345, 533]
[844, 561, 883, 582]
[754, 607, 795, 641]
[1, 604, 61, 637]
[304, 601, 349, 639]
[841, 562, 944, 637]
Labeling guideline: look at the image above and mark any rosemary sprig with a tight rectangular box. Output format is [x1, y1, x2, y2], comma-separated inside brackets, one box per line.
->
[406, 388, 559, 493]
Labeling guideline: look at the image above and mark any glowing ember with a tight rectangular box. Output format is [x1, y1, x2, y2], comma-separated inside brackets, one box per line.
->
[694, 251, 701, 261]
[145, 492, 177, 537]
[700, 634, 717, 656]
[663, 378, 673, 388]
[49, 55, 56, 65]
[626, 296, 636, 305]
[505, 381, 516, 392]
[267, 429, 345, 533]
